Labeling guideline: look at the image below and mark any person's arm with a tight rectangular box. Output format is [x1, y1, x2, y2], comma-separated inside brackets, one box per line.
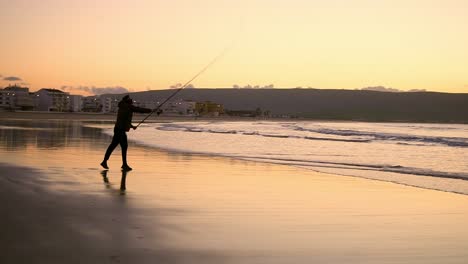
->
[129, 105, 152, 113]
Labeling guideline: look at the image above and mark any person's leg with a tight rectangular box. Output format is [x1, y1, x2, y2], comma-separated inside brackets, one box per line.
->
[120, 132, 132, 170]
[101, 130, 122, 169]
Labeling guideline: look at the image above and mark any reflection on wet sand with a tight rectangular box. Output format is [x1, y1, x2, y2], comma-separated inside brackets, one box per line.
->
[0, 120, 109, 150]
[101, 169, 128, 195]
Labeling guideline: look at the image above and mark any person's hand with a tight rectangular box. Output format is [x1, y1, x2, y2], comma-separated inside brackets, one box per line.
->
[156, 109, 163, 116]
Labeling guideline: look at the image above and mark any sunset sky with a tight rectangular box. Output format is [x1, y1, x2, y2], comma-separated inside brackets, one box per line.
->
[1, 0, 467, 94]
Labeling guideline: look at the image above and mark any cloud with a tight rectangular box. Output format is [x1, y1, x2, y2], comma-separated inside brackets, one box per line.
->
[169, 83, 195, 89]
[360, 86, 400, 92]
[232, 84, 275, 89]
[407, 89, 427, 92]
[61, 85, 129, 95]
[3, 76, 22, 81]
[359, 86, 427, 93]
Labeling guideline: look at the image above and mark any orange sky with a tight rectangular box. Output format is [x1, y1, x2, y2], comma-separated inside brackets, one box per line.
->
[1, 0, 467, 94]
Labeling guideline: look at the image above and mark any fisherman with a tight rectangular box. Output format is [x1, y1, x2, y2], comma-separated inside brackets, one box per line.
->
[101, 95, 155, 171]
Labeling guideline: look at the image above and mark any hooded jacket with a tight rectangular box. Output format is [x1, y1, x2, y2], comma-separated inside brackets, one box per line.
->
[114, 100, 151, 131]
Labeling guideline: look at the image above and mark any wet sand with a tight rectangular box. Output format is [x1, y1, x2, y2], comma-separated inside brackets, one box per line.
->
[1, 119, 468, 263]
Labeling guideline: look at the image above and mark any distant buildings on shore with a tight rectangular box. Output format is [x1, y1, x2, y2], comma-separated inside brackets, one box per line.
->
[0, 85, 232, 117]
[0, 85, 35, 111]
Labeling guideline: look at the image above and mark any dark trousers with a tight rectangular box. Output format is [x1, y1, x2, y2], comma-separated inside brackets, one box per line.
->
[104, 128, 128, 165]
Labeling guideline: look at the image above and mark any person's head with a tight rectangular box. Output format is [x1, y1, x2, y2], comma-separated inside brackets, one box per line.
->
[122, 95, 133, 104]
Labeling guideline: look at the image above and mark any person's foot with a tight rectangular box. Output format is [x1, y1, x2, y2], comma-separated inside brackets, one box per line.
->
[121, 164, 133, 171]
[100, 161, 109, 169]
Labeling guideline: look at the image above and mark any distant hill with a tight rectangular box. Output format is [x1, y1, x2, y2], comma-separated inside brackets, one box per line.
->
[112, 88, 468, 123]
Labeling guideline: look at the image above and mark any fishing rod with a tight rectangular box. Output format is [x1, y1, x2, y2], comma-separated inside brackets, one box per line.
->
[135, 46, 230, 128]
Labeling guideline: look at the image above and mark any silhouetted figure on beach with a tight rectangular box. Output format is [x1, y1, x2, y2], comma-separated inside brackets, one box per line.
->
[101, 95, 151, 171]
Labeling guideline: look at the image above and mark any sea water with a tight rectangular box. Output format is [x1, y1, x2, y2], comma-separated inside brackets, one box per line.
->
[106, 121, 468, 194]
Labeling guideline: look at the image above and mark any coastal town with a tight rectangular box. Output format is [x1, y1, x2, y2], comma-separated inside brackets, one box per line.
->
[0, 84, 226, 117]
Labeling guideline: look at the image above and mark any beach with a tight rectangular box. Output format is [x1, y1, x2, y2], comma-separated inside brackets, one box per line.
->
[1, 117, 468, 263]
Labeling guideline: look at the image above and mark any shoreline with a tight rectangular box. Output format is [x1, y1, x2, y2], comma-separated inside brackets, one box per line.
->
[1, 111, 467, 124]
[4, 116, 468, 196]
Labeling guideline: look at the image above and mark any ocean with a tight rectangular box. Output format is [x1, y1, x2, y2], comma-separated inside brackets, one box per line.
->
[101, 121, 468, 194]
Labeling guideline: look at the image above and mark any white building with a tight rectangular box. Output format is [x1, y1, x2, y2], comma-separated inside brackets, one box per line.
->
[99, 95, 119, 113]
[35, 88, 71, 112]
[134, 100, 157, 110]
[82, 96, 102, 112]
[0, 89, 14, 110]
[69, 95, 83, 112]
[81, 95, 123, 113]
[161, 100, 197, 116]
[0, 85, 34, 110]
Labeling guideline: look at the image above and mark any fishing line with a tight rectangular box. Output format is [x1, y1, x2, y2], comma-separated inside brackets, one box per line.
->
[135, 44, 233, 128]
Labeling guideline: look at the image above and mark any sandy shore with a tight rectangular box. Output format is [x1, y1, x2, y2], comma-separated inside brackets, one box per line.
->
[1, 119, 468, 263]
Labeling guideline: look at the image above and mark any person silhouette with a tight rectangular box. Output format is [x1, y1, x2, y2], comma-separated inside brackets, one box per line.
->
[100, 95, 151, 171]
